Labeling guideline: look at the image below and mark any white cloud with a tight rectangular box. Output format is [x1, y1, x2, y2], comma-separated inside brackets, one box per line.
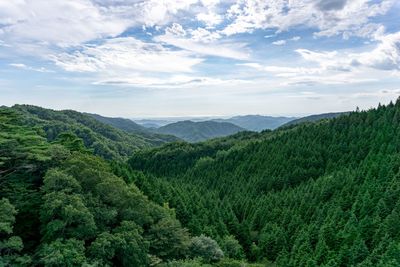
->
[221, 0, 395, 39]
[166, 23, 187, 37]
[272, 36, 301, 46]
[295, 31, 400, 72]
[155, 27, 249, 60]
[94, 75, 250, 88]
[137, 0, 199, 27]
[50, 37, 203, 73]
[196, 12, 223, 28]
[238, 29, 400, 87]
[190, 28, 222, 43]
[272, 40, 286, 46]
[9, 63, 54, 73]
[356, 31, 400, 70]
[0, 0, 132, 46]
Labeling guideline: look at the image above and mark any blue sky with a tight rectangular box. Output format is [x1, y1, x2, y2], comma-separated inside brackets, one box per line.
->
[1, 0, 400, 117]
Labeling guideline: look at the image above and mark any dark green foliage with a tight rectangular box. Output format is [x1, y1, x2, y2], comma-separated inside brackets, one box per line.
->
[38, 238, 86, 267]
[0, 198, 31, 266]
[129, 99, 400, 265]
[88, 221, 149, 266]
[221, 235, 245, 260]
[147, 217, 191, 260]
[0, 107, 197, 266]
[280, 111, 349, 128]
[11, 105, 175, 160]
[4, 99, 400, 266]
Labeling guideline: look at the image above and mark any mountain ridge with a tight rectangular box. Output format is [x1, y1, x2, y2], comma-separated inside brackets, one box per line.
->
[156, 120, 246, 142]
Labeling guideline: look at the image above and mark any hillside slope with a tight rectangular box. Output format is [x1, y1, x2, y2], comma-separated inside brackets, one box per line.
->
[129, 101, 400, 266]
[11, 105, 175, 160]
[87, 113, 179, 142]
[214, 115, 296, 131]
[156, 120, 246, 142]
[0, 107, 197, 266]
[281, 112, 349, 128]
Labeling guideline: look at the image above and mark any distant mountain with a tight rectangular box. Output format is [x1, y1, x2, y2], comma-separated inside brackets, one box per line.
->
[157, 120, 246, 142]
[140, 122, 161, 129]
[87, 113, 180, 143]
[134, 117, 215, 128]
[213, 115, 296, 131]
[281, 112, 350, 127]
[134, 119, 173, 128]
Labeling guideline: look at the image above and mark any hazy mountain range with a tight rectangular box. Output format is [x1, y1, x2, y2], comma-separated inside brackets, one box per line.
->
[87, 113, 349, 143]
[212, 115, 296, 131]
[156, 120, 245, 142]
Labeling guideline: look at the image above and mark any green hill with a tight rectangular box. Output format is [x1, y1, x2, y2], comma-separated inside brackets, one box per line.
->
[3, 100, 400, 266]
[0, 107, 194, 266]
[11, 105, 176, 160]
[281, 112, 349, 128]
[129, 101, 400, 266]
[156, 120, 246, 142]
[87, 113, 149, 133]
[87, 113, 179, 142]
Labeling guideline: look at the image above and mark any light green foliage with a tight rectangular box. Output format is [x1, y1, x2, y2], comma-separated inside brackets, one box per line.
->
[39, 238, 87, 267]
[89, 221, 149, 266]
[147, 217, 190, 260]
[158, 259, 213, 267]
[0, 198, 16, 235]
[40, 169, 97, 242]
[221, 235, 244, 260]
[40, 191, 97, 241]
[42, 169, 81, 194]
[189, 235, 224, 263]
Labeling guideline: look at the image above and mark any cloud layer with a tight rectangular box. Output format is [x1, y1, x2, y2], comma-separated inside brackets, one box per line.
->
[0, 0, 399, 116]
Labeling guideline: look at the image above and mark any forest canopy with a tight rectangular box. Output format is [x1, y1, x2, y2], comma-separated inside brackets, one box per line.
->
[2, 100, 400, 266]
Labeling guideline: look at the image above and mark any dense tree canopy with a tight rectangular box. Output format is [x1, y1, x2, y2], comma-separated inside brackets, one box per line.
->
[0, 106, 211, 266]
[3, 99, 400, 266]
[128, 99, 400, 266]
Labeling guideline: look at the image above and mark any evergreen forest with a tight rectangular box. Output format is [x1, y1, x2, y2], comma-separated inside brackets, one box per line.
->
[2, 101, 400, 266]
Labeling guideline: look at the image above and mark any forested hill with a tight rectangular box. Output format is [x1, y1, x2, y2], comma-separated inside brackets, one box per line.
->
[0, 107, 198, 266]
[129, 101, 400, 266]
[87, 113, 149, 133]
[280, 111, 349, 128]
[3, 101, 400, 266]
[10, 105, 177, 160]
[156, 120, 246, 142]
[87, 113, 179, 143]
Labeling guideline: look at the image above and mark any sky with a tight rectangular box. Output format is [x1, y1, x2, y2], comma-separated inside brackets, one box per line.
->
[1, 0, 400, 117]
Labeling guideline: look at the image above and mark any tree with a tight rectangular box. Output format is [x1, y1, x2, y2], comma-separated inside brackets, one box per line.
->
[221, 235, 244, 260]
[39, 238, 87, 266]
[89, 221, 149, 266]
[146, 217, 190, 260]
[0, 198, 31, 266]
[40, 170, 96, 242]
[189, 235, 224, 263]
